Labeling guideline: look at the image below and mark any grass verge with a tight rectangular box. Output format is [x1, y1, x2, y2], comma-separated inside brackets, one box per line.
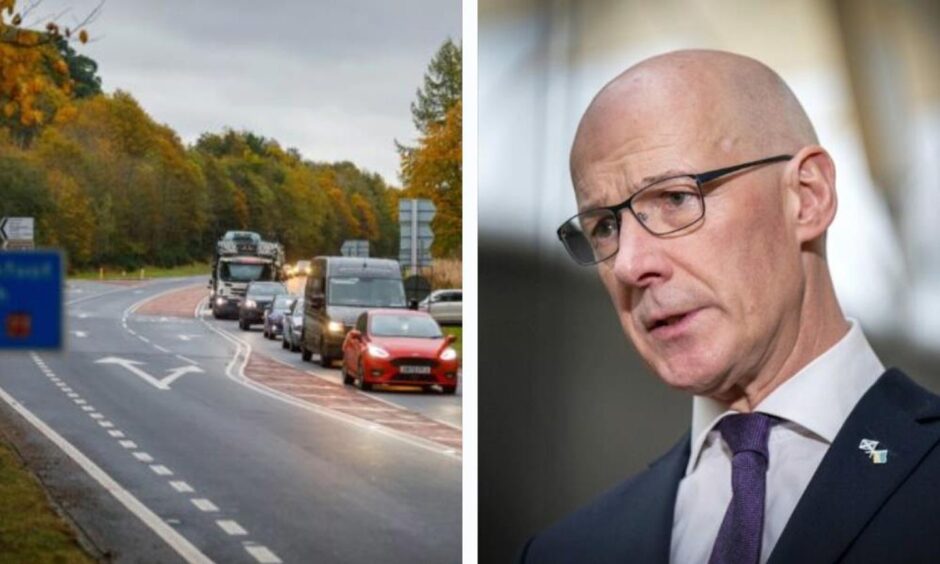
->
[70, 262, 210, 281]
[0, 438, 94, 561]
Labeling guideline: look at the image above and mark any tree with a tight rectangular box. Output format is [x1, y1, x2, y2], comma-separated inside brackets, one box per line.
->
[397, 39, 462, 258]
[409, 38, 461, 135]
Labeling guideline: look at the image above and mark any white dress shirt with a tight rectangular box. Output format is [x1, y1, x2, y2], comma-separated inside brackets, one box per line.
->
[670, 320, 885, 564]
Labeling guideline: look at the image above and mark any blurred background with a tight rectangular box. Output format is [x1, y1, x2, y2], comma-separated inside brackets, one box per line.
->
[479, 0, 940, 561]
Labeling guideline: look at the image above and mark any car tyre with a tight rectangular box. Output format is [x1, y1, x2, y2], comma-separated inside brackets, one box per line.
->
[342, 362, 354, 385]
[319, 338, 332, 368]
[239, 319, 248, 331]
[357, 360, 372, 392]
[300, 333, 312, 362]
[442, 385, 457, 395]
[281, 337, 288, 349]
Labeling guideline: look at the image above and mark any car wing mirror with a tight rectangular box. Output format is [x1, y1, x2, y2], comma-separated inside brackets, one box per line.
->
[445, 334, 456, 345]
[347, 329, 362, 341]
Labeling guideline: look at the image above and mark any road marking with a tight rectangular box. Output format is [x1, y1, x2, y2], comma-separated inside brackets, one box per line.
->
[78, 313, 89, 319]
[217, 520, 248, 536]
[245, 545, 282, 563]
[81, 406, 95, 412]
[4, 356, 213, 564]
[71, 331, 88, 338]
[154, 345, 170, 353]
[95, 357, 202, 390]
[67, 393, 79, 398]
[170, 481, 194, 493]
[74, 398, 86, 404]
[119, 440, 137, 449]
[139, 336, 151, 344]
[197, 303, 460, 460]
[175, 354, 199, 365]
[108, 430, 125, 438]
[90, 413, 104, 419]
[128, 329, 137, 336]
[191, 498, 218, 512]
[133, 452, 154, 463]
[98, 421, 114, 428]
[150, 465, 173, 476]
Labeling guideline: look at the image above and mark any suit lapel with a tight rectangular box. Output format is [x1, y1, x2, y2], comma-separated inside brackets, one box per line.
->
[627, 432, 690, 563]
[769, 369, 940, 563]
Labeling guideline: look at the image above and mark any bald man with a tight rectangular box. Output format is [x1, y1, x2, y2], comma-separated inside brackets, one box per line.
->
[520, 50, 940, 563]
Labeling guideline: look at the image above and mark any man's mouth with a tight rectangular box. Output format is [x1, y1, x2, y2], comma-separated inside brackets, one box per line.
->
[644, 309, 702, 337]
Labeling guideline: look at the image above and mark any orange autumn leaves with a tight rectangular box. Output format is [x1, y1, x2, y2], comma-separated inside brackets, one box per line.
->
[0, 0, 88, 139]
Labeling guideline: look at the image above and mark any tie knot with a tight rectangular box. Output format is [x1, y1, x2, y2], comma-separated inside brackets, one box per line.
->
[716, 413, 774, 458]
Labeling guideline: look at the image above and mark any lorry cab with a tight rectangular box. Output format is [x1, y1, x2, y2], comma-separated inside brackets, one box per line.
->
[301, 257, 406, 367]
[209, 231, 285, 319]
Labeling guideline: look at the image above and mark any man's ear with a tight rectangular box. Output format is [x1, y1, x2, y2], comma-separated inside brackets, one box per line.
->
[788, 145, 837, 244]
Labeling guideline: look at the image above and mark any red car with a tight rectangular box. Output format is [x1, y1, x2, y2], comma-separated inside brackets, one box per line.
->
[341, 309, 459, 394]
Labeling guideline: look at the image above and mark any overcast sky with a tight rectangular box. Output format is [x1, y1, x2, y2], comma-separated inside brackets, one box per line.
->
[33, 0, 461, 184]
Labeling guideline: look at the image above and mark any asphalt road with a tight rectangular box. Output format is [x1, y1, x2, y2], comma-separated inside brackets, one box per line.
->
[0, 277, 461, 563]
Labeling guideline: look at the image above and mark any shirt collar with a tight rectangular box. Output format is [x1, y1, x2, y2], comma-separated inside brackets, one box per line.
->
[686, 319, 885, 475]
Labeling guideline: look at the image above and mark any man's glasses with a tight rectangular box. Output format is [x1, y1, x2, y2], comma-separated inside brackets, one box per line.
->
[556, 155, 793, 266]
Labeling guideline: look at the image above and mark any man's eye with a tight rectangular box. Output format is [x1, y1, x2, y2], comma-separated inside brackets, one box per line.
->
[590, 217, 617, 239]
[661, 191, 696, 208]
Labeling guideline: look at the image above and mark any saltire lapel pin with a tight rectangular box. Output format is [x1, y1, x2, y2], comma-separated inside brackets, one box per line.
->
[859, 438, 888, 464]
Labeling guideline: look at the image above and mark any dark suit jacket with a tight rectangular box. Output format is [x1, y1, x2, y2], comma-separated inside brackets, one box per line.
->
[520, 369, 940, 563]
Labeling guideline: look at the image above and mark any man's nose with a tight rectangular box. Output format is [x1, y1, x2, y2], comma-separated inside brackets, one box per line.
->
[611, 212, 672, 288]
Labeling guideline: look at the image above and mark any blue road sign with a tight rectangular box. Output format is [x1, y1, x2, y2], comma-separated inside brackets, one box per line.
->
[0, 250, 63, 349]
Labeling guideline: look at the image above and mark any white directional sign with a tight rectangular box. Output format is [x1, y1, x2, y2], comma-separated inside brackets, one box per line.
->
[399, 199, 435, 268]
[0, 217, 35, 250]
[95, 356, 203, 390]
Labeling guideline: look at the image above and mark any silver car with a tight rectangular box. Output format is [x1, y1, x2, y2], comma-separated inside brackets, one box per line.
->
[282, 296, 305, 352]
[419, 289, 462, 325]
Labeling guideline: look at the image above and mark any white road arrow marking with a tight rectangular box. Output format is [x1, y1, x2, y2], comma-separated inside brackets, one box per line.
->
[71, 331, 88, 338]
[94, 357, 203, 390]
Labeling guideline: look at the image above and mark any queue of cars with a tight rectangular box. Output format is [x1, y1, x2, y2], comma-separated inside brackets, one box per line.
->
[223, 255, 460, 395]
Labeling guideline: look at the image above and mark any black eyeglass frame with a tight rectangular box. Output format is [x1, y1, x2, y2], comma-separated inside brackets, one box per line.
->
[557, 154, 794, 265]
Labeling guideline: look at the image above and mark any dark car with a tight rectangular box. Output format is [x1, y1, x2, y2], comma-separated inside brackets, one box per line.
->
[238, 281, 288, 330]
[281, 297, 305, 351]
[263, 294, 296, 339]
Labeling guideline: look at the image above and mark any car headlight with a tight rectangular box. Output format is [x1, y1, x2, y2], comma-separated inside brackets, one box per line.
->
[327, 320, 344, 334]
[244, 299, 256, 309]
[215, 297, 225, 306]
[367, 344, 390, 358]
[440, 347, 458, 361]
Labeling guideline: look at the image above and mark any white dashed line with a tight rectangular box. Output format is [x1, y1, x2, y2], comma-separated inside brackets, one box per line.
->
[133, 452, 155, 463]
[90, 413, 104, 420]
[150, 465, 173, 476]
[67, 393, 79, 398]
[175, 354, 198, 365]
[119, 440, 138, 449]
[128, 329, 137, 336]
[74, 399, 86, 404]
[98, 421, 114, 428]
[191, 498, 219, 512]
[154, 345, 170, 353]
[81, 406, 95, 412]
[217, 520, 248, 536]
[109, 430, 125, 438]
[139, 336, 151, 344]
[245, 545, 282, 563]
[170, 481, 194, 493]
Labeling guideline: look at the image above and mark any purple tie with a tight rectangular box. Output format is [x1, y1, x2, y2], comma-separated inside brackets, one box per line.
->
[708, 413, 775, 564]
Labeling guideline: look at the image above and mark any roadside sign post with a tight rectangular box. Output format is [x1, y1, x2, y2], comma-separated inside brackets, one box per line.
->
[398, 199, 435, 272]
[0, 217, 35, 250]
[340, 240, 370, 258]
[0, 250, 63, 349]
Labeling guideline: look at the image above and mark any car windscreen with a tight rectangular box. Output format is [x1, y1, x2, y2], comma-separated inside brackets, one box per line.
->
[221, 262, 271, 282]
[247, 283, 286, 298]
[328, 277, 406, 307]
[370, 314, 442, 338]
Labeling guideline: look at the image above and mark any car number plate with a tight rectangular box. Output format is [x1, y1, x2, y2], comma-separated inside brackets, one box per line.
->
[399, 365, 431, 374]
